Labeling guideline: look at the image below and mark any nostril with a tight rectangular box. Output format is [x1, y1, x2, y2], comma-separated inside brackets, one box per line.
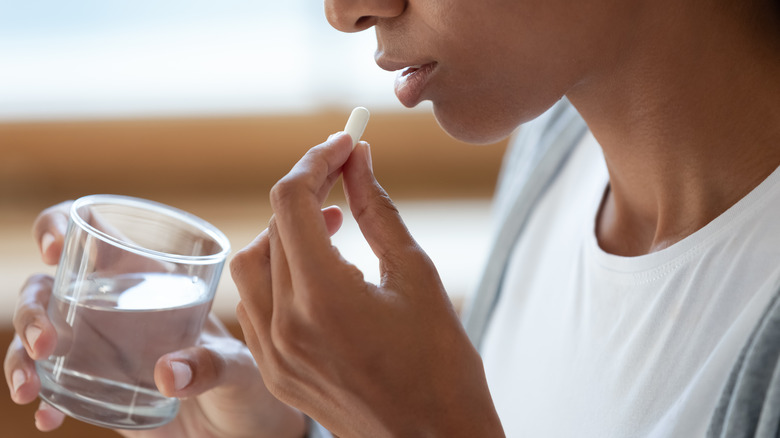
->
[324, 0, 403, 33]
[355, 15, 375, 30]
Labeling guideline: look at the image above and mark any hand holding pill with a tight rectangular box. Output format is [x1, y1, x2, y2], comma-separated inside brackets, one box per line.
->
[231, 107, 501, 437]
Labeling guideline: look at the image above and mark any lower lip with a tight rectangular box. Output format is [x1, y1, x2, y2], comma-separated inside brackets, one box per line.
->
[394, 62, 437, 108]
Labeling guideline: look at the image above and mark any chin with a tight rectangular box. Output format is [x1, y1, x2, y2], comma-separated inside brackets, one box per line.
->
[431, 106, 519, 145]
[430, 96, 556, 145]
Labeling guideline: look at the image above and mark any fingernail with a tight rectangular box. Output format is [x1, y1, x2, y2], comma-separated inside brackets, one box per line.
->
[171, 361, 192, 391]
[328, 131, 348, 141]
[25, 325, 42, 351]
[41, 232, 55, 256]
[34, 402, 47, 430]
[12, 369, 26, 394]
[35, 401, 59, 431]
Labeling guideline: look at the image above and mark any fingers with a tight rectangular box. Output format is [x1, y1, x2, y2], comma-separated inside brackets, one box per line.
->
[231, 205, 344, 355]
[12, 275, 57, 361]
[6, 275, 58, 423]
[154, 314, 261, 399]
[4, 334, 65, 433]
[4, 335, 40, 405]
[34, 402, 66, 432]
[236, 301, 263, 365]
[231, 228, 274, 364]
[154, 340, 254, 398]
[32, 202, 71, 265]
[268, 217, 295, 313]
[342, 143, 428, 277]
[321, 205, 344, 236]
[269, 133, 354, 277]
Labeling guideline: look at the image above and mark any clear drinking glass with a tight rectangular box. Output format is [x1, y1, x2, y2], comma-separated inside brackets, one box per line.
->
[35, 194, 230, 430]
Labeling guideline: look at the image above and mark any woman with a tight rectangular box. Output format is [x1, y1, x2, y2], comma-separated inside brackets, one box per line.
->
[7, 0, 780, 436]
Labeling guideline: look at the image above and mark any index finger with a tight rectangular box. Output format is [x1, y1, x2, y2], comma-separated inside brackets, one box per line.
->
[269, 133, 353, 276]
[32, 202, 72, 265]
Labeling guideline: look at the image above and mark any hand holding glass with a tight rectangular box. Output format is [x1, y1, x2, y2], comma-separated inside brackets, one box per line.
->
[35, 195, 230, 430]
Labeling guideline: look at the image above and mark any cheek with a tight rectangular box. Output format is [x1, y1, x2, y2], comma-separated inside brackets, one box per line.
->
[420, 0, 604, 143]
[426, 14, 577, 142]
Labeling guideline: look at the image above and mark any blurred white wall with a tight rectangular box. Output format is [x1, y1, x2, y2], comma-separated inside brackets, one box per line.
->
[0, 0, 409, 121]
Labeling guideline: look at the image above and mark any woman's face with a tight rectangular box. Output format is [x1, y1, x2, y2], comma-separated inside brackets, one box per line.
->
[325, 0, 637, 143]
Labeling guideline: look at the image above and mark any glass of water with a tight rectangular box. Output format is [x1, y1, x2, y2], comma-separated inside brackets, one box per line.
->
[35, 194, 230, 430]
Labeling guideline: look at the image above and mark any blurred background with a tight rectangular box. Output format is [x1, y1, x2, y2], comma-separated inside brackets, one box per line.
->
[0, 1, 507, 435]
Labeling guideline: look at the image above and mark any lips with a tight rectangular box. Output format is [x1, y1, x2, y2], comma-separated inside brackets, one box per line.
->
[393, 62, 437, 108]
[400, 65, 426, 77]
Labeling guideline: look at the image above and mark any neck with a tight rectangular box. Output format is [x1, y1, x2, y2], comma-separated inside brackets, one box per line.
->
[567, 1, 780, 256]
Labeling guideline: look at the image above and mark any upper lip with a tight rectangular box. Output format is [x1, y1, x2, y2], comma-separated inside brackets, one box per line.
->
[375, 54, 434, 73]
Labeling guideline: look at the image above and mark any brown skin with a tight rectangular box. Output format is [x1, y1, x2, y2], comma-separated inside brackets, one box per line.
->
[573, 1, 780, 255]
[327, 0, 780, 255]
[231, 135, 503, 437]
[328, 0, 642, 143]
[231, 0, 780, 436]
[6, 0, 780, 436]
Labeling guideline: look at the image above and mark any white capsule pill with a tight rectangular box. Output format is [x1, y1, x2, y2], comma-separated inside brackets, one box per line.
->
[344, 106, 370, 148]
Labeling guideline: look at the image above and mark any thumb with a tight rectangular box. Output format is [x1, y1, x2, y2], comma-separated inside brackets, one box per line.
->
[154, 340, 258, 399]
[342, 142, 431, 277]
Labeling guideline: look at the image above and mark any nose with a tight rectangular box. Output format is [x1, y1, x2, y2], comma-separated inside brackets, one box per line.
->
[324, 0, 406, 33]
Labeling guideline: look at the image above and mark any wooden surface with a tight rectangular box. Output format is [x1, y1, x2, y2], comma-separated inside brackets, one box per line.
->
[0, 110, 507, 206]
